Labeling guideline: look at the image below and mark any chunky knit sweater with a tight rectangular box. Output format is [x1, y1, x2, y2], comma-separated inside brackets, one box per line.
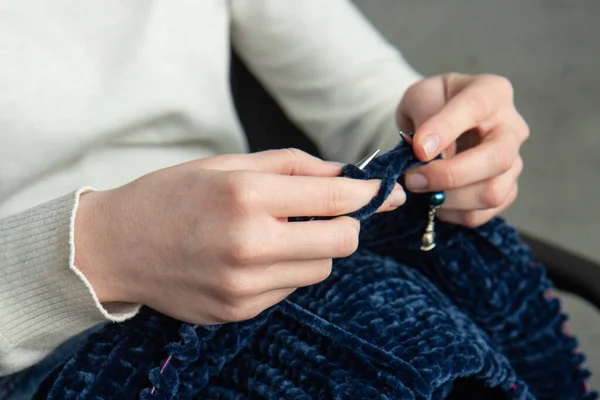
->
[0, 1, 421, 376]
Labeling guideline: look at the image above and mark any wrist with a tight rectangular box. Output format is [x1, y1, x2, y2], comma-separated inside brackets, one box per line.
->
[74, 189, 129, 304]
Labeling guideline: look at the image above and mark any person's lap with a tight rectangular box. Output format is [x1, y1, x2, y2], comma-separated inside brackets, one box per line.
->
[0, 325, 103, 400]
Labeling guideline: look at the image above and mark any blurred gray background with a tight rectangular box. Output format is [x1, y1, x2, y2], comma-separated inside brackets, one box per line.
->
[353, 0, 600, 390]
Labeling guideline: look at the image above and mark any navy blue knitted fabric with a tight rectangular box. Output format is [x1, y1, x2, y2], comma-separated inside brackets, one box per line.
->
[33, 141, 595, 399]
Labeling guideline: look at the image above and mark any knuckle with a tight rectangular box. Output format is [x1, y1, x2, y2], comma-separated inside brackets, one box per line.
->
[403, 81, 425, 101]
[315, 259, 333, 283]
[522, 125, 531, 142]
[487, 74, 514, 99]
[512, 184, 519, 201]
[217, 272, 242, 298]
[493, 150, 514, 174]
[515, 156, 524, 176]
[506, 183, 519, 206]
[324, 183, 351, 215]
[334, 220, 360, 256]
[401, 78, 439, 109]
[226, 235, 263, 266]
[270, 147, 317, 176]
[347, 217, 361, 234]
[218, 304, 254, 323]
[481, 179, 507, 208]
[462, 212, 485, 228]
[223, 172, 259, 215]
[438, 165, 458, 190]
[519, 118, 531, 141]
[225, 219, 274, 267]
[303, 259, 334, 286]
[462, 90, 489, 122]
[280, 147, 307, 160]
[279, 148, 304, 173]
[218, 270, 257, 299]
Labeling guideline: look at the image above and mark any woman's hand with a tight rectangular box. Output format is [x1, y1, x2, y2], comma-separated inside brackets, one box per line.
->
[397, 73, 529, 227]
[75, 149, 405, 325]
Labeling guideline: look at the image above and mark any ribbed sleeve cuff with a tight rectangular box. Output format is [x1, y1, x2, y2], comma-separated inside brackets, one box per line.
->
[0, 188, 140, 374]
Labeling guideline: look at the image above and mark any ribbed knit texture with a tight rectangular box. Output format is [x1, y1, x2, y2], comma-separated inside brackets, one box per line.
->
[0, 188, 139, 376]
[29, 141, 596, 400]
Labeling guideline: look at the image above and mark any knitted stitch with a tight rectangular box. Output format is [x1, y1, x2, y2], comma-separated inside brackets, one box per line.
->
[32, 141, 595, 399]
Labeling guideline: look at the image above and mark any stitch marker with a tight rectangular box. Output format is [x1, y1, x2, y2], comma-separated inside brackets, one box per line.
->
[420, 192, 444, 251]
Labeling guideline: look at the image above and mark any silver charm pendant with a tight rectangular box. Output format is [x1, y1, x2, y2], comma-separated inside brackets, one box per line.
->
[420, 192, 444, 251]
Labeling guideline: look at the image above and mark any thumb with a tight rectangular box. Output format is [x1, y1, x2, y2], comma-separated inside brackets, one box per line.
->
[398, 76, 447, 134]
[410, 74, 478, 161]
[399, 76, 458, 161]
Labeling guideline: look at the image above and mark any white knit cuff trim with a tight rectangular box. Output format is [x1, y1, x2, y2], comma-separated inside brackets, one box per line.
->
[69, 186, 141, 322]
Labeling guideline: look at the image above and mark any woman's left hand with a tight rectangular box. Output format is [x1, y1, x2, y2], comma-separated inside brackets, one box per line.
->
[397, 73, 529, 227]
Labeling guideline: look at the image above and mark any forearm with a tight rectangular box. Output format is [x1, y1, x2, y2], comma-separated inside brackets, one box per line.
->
[0, 188, 139, 376]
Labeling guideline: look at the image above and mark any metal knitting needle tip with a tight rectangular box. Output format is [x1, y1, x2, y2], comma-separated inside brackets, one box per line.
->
[301, 148, 380, 223]
[399, 131, 414, 145]
[355, 148, 380, 170]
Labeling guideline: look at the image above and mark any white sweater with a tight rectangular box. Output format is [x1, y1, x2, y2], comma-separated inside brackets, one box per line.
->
[0, 0, 421, 375]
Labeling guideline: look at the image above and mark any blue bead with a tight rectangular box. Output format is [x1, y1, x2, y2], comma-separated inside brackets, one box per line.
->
[430, 192, 445, 206]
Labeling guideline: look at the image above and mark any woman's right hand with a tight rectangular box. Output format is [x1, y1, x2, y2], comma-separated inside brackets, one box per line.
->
[74, 149, 405, 325]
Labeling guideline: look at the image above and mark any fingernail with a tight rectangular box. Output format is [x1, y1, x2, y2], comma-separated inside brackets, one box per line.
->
[405, 173, 428, 190]
[390, 189, 406, 207]
[422, 135, 439, 159]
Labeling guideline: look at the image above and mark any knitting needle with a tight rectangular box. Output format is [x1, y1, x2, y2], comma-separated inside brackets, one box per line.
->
[354, 148, 381, 170]
[399, 131, 413, 145]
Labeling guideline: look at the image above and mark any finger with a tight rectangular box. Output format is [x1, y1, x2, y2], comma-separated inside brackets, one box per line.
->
[213, 288, 297, 324]
[246, 148, 343, 176]
[262, 174, 405, 217]
[375, 185, 406, 212]
[215, 259, 330, 304]
[398, 77, 457, 158]
[260, 259, 333, 291]
[268, 216, 361, 262]
[441, 141, 457, 159]
[398, 76, 447, 131]
[198, 148, 343, 176]
[440, 157, 523, 210]
[437, 184, 518, 227]
[250, 287, 297, 314]
[404, 126, 520, 192]
[412, 75, 514, 160]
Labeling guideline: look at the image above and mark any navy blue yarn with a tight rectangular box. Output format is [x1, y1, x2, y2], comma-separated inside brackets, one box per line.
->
[32, 141, 596, 400]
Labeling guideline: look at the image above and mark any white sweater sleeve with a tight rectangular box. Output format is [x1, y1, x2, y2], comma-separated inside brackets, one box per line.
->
[230, 0, 423, 163]
[0, 189, 140, 376]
